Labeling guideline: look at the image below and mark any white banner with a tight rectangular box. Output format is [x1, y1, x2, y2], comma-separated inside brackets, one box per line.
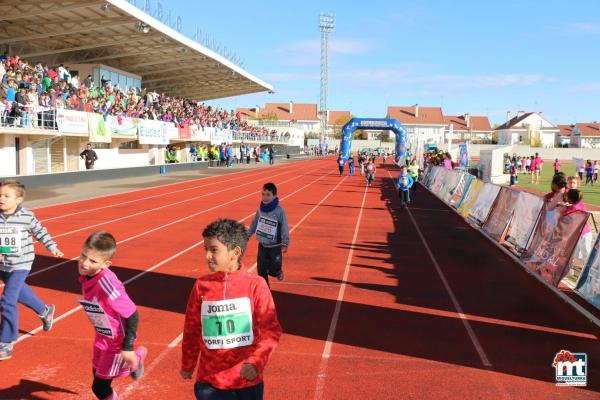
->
[138, 119, 168, 145]
[165, 124, 179, 140]
[190, 125, 212, 142]
[56, 109, 88, 134]
[211, 129, 233, 145]
[106, 115, 138, 137]
[468, 183, 501, 225]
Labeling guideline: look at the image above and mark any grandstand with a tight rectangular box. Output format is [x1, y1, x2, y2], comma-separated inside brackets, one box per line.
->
[0, 0, 291, 177]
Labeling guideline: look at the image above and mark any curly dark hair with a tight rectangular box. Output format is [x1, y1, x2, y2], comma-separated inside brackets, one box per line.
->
[202, 219, 248, 259]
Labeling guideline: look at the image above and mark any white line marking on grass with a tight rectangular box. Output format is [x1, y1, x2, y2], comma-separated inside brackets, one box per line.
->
[313, 183, 369, 400]
[385, 170, 492, 368]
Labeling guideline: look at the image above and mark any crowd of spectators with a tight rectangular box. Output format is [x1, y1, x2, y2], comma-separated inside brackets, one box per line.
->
[0, 52, 287, 142]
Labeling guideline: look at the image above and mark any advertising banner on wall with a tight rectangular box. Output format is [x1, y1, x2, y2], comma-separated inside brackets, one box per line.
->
[576, 234, 600, 308]
[88, 113, 111, 143]
[138, 119, 169, 145]
[458, 143, 469, 168]
[106, 116, 138, 137]
[190, 125, 212, 142]
[457, 179, 484, 218]
[503, 191, 544, 255]
[522, 209, 588, 287]
[211, 129, 233, 145]
[56, 109, 88, 134]
[468, 183, 501, 225]
[482, 187, 520, 242]
[450, 174, 473, 208]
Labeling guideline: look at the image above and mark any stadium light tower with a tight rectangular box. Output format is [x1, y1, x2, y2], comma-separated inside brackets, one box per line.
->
[319, 13, 335, 147]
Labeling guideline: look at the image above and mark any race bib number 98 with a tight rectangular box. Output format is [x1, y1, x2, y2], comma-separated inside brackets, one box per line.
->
[201, 297, 253, 349]
[0, 226, 21, 254]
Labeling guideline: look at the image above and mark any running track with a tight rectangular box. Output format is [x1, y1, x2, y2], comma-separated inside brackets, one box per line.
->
[0, 158, 599, 399]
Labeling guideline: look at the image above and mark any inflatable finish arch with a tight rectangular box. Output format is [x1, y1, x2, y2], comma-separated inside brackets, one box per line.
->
[340, 118, 407, 164]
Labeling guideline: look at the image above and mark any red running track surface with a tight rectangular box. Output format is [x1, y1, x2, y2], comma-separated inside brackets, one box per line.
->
[0, 158, 599, 399]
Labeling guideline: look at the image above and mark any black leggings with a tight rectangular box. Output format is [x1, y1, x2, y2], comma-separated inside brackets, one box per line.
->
[194, 381, 264, 400]
[257, 245, 282, 287]
[92, 369, 113, 399]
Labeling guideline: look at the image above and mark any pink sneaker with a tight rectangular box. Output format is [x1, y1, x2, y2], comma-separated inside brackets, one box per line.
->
[130, 346, 148, 380]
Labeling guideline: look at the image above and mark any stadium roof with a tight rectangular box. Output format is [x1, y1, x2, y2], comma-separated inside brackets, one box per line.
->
[0, 0, 272, 100]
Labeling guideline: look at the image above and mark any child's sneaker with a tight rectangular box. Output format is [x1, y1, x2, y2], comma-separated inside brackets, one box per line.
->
[0, 342, 13, 361]
[130, 346, 148, 380]
[276, 271, 284, 281]
[39, 304, 55, 332]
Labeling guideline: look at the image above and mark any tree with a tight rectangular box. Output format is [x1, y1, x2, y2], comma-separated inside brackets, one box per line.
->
[353, 129, 366, 139]
[331, 114, 353, 139]
[261, 112, 278, 122]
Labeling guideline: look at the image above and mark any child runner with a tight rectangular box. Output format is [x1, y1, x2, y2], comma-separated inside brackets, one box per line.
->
[396, 165, 414, 210]
[348, 155, 355, 177]
[365, 159, 376, 186]
[337, 155, 344, 176]
[0, 180, 63, 360]
[407, 159, 419, 193]
[181, 219, 282, 400]
[248, 183, 290, 287]
[359, 153, 366, 176]
[78, 231, 147, 400]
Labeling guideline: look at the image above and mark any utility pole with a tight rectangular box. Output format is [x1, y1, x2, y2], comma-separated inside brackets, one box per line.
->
[319, 13, 335, 147]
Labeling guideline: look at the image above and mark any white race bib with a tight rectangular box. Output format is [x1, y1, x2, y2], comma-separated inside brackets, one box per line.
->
[0, 225, 21, 254]
[401, 177, 409, 186]
[79, 299, 114, 338]
[201, 297, 253, 349]
[256, 215, 278, 241]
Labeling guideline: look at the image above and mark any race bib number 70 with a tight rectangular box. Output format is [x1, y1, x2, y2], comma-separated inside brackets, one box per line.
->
[201, 297, 253, 349]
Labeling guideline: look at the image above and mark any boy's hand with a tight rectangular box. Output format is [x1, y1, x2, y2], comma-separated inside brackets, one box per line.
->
[53, 249, 64, 258]
[282, 246, 288, 253]
[121, 350, 138, 370]
[240, 363, 257, 381]
[180, 370, 194, 379]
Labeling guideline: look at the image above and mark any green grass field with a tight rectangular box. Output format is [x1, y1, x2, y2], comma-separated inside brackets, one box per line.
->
[515, 163, 600, 207]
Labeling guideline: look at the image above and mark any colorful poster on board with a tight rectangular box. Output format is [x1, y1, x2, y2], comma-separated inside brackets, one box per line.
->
[522, 209, 588, 287]
[458, 143, 469, 168]
[576, 234, 600, 309]
[503, 191, 544, 255]
[482, 187, 519, 242]
[468, 183, 501, 225]
[450, 174, 473, 209]
[106, 116, 138, 137]
[457, 179, 484, 218]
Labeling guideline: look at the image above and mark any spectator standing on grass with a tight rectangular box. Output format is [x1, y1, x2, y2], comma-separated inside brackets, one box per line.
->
[80, 143, 98, 170]
[553, 158, 561, 174]
[181, 219, 281, 400]
[562, 189, 593, 274]
[525, 156, 531, 174]
[585, 160, 594, 185]
[544, 172, 567, 212]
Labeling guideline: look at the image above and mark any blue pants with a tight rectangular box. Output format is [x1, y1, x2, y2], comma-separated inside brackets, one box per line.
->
[194, 381, 264, 400]
[349, 165, 355, 176]
[0, 269, 45, 342]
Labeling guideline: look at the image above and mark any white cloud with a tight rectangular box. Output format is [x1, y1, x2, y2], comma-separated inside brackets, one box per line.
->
[569, 83, 600, 92]
[569, 23, 600, 33]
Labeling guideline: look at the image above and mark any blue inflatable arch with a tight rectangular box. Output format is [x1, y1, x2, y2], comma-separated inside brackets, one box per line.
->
[339, 118, 408, 164]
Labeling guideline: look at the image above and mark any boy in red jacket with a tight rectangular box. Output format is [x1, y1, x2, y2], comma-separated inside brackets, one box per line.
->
[181, 219, 282, 400]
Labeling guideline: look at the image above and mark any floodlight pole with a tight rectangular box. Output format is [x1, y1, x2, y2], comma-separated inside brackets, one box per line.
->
[319, 13, 335, 148]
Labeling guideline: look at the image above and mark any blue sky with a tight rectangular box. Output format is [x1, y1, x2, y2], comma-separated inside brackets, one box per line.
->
[132, 0, 600, 125]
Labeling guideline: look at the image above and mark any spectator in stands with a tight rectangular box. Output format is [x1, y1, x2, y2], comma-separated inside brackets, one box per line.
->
[80, 143, 98, 170]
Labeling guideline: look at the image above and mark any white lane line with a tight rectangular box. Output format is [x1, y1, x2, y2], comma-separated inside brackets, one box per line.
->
[313, 183, 368, 400]
[16, 168, 333, 344]
[247, 176, 348, 273]
[121, 172, 344, 398]
[50, 166, 299, 239]
[31, 158, 310, 213]
[39, 165, 290, 222]
[8, 167, 312, 287]
[386, 169, 492, 368]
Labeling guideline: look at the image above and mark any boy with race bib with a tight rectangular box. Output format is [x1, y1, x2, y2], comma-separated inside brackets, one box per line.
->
[248, 183, 290, 287]
[0, 180, 63, 360]
[365, 159, 376, 186]
[78, 231, 147, 400]
[181, 219, 282, 400]
[396, 166, 414, 209]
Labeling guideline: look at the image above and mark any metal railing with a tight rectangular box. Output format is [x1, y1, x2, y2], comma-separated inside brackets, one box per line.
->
[0, 103, 57, 130]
